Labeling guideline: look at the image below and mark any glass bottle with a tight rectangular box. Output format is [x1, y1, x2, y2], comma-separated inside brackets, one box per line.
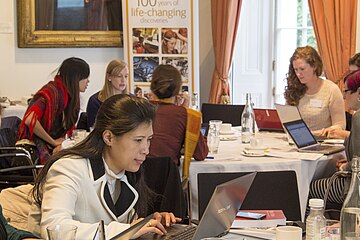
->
[241, 93, 255, 143]
[191, 92, 199, 111]
[340, 155, 360, 239]
[306, 198, 326, 240]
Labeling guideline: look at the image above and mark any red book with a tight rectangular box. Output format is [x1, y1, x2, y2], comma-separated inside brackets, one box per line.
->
[231, 210, 286, 228]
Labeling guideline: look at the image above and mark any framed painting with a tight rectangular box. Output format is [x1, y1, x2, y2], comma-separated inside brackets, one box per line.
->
[17, 0, 123, 48]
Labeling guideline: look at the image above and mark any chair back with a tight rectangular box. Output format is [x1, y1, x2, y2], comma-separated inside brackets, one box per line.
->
[76, 112, 89, 131]
[141, 156, 187, 219]
[197, 170, 301, 221]
[201, 103, 244, 126]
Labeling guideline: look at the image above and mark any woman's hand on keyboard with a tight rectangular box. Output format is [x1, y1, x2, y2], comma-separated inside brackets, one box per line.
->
[153, 212, 182, 227]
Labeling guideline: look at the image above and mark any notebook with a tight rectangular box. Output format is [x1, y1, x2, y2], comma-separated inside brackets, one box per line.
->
[139, 172, 257, 240]
[253, 108, 284, 132]
[109, 214, 153, 240]
[283, 119, 344, 155]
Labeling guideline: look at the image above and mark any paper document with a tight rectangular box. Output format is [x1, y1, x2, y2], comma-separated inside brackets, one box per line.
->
[265, 151, 323, 161]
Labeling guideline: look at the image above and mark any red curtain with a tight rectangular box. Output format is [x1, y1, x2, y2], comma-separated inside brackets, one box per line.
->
[308, 0, 357, 90]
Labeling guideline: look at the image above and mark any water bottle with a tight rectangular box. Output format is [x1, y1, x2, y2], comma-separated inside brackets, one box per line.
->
[191, 92, 199, 111]
[340, 155, 360, 239]
[306, 198, 326, 240]
[241, 93, 255, 143]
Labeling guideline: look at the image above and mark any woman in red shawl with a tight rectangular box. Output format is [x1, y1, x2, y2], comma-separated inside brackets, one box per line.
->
[17, 57, 90, 164]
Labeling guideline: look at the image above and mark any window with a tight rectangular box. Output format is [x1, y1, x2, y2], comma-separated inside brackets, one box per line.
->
[230, 0, 316, 107]
[273, 0, 317, 104]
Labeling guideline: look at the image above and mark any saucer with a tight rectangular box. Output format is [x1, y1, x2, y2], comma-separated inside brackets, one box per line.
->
[245, 146, 268, 151]
[220, 130, 235, 135]
[220, 135, 238, 141]
[241, 151, 265, 157]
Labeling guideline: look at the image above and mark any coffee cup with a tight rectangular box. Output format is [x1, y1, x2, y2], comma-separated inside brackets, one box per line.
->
[276, 226, 302, 240]
[220, 123, 232, 133]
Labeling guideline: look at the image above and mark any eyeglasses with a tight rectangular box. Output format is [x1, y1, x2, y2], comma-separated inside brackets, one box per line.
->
[343, 89, 352, 94]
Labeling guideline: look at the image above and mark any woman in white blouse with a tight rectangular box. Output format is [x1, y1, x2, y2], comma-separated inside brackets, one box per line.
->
[284, 46, 346, 133]
[28, 94, 181, 239]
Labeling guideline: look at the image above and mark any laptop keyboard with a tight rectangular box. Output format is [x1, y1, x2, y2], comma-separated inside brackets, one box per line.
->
[163, 225, 197, 240]
[305, 145, 332, 151]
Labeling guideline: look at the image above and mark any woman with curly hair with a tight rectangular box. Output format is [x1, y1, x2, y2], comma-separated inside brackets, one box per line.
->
[284, 46, 345, 132]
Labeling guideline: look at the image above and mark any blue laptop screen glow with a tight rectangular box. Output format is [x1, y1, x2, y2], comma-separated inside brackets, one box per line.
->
[286, 120, 316, 147]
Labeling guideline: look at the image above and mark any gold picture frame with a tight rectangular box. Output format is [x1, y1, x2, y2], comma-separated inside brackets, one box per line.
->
[17, 0, 123, 48]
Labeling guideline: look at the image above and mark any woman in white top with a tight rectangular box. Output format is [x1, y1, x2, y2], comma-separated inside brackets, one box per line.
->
[28, 94, 181, 239]
[284, 46, 346, 132]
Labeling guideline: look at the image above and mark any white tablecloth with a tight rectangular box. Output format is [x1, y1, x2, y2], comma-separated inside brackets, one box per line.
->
[2, 104, 27, 119]
[189, 131, 345, 221]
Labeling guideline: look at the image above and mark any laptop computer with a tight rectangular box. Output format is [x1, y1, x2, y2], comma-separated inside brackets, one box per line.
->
[200, 123, 209, 137]
[107, 214, 153, 240]
[93, 220, 105, 240]
[139, 172, 256, 240]
[253, 108, 284, 132]
[274, 104, 302, 123]
[283, 119, 344, 155]
[274, 103, 325, 142]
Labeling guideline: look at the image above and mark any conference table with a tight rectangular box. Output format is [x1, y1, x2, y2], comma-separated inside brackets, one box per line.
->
[188, 129, 345, 221]
[2, 104, 27, 119]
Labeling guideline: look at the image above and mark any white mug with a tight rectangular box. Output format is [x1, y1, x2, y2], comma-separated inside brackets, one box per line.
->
[276, 226, 302, 240]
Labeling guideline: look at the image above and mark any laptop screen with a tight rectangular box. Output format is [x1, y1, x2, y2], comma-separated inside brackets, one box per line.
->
[253, 109, 283, 131]
[193, 172, 256, 240]
[283, 120, 317, 148]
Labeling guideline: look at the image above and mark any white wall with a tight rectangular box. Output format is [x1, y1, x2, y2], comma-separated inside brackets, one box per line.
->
[0, 0, 214, 110]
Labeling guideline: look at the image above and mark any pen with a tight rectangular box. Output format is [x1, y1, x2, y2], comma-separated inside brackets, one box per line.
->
[206, 156, 214, 159]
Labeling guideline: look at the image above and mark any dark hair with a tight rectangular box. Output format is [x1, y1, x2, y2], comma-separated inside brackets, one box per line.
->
[344, 69, 360, 93]
[284, 46, 323, 105]
[134, 86, 142, 95]
[349, 53, 360, 68]
[150, 65, 182, 99]
[56, 57, 90, 129]
[32, 94, 157, 214]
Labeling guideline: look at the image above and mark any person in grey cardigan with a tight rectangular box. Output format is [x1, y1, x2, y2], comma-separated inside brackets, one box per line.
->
[308, 69, 360, 206]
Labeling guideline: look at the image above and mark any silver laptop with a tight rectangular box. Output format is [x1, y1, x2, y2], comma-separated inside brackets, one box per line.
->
[139, 172, 256, 240]
[93, 220, 105, 240]
[283, 119, 344, 155]
[107, 214, 153, 240]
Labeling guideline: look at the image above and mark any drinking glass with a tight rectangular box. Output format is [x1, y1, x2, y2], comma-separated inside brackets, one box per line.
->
[47, 224, 77, 240]
[207, 120, 222, 154]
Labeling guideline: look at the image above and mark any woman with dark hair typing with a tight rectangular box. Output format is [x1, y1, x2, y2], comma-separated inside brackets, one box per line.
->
[17, 57, 90, 164]
[27, 94, 181, 239]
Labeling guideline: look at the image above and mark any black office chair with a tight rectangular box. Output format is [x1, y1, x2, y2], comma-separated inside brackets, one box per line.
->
[197, 171, 301, 221]
[0, 118, 41, 189]
[76, 112, 89, 131]
[201, 103, 245, 126]
[140, 156, 187, 220]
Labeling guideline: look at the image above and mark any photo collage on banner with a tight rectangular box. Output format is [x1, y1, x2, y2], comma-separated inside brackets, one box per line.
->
[123, 0, 193, 99]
